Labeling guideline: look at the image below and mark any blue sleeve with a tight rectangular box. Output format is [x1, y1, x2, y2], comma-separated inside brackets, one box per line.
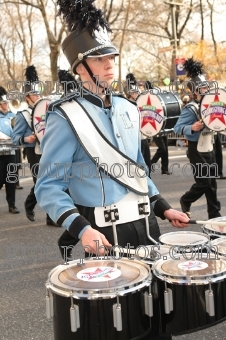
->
[12, 112, 30, 146]
[174, 106, 198, 137]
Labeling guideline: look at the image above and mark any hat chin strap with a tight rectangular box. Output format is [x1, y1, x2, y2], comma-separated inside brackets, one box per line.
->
[82, 60, 105, 91]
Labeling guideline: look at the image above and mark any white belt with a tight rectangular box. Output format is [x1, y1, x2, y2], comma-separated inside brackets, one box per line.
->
[94, 192, 150, 227]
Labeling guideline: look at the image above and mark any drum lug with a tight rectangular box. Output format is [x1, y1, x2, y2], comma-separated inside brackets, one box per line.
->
[205, 281, 215, 316]
[113, 296, 122, 331]
[70, 294, 80, 332]
[144, 290, 153, 317]
[46, 288, 54, 319]
[164, 282, 173, 314]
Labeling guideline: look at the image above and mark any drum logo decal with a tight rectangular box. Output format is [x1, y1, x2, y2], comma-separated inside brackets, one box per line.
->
[178, 260, 208, 271]
[138, 94, 164, 137]
[34, 114, 46, 135]
[201, 94, 226, 131]
[77, 266, 121, 282]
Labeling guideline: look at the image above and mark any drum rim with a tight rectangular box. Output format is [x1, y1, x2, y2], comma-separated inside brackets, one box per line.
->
[46, 257, 151, 299]
[159, 231, 210, 246]
[152, 256, 226, 285]
[200, 88, 226, 132]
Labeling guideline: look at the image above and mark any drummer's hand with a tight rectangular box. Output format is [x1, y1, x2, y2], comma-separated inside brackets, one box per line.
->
[81, 227, 112, 255]
[191, 121, 203, 131]
[25, 134, 36, 143]
[164, 209, 189, 228]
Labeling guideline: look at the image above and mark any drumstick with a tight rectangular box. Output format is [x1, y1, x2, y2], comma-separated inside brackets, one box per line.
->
[189, 220, 226, 226]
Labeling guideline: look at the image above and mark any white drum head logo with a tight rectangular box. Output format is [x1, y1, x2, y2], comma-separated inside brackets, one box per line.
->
[137, 93, 164, 137]
[77, 266, 121, 282]
[178, 261, 208, 271]
[201, 92, 226, 131]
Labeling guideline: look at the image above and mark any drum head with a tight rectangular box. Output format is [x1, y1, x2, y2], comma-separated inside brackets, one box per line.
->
[211, 237, 226, 256]
[32, 98, 51, 142]
[137, 91, 166, 137]
[153, 257, 226, 284]
[200, 88, 226, 132]
[47, 258, 150, 298]
[159, 231, 209, 247]
[203, 216, 226, 236]
[125, 245, 173, 262]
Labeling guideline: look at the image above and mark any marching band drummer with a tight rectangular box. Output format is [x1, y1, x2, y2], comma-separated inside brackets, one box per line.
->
[12, 66, 56, 226]
[174, 57, 221, 220]
[0, 86, 19, 214]
[35, 0, 189, 262]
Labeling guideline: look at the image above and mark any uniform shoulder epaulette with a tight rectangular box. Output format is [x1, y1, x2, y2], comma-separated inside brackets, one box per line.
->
[48, 92, 80, 111]
[112, 93, 137, 106]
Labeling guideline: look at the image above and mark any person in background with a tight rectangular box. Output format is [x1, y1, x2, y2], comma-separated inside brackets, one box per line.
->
[12, 66, 57, 226]
[214, 133, 226, 179]
[174, 57, 221, 219]
[0, 86, 19, 214]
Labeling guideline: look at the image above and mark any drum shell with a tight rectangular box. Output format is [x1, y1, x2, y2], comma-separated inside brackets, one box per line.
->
[155, 277, 226, 336]
[157, 92, 181, 132]
[202, 217, 226, 240]
[52, 287, 152, 340]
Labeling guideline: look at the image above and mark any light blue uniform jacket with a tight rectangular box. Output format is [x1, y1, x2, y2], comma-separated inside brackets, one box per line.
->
[0, 111, 15, 137]
[174, 104, 201, 142]
[12, 107, 36, 147]
[35, 94, 160, 231]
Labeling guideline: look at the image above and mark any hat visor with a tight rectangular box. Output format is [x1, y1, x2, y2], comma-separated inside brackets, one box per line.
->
[26, 91, 41, 95]
[87, 47, 119, 58]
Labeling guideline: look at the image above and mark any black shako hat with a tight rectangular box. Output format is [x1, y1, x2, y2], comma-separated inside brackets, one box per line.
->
[57, 0, 119, 74]
[183, 57, 208, 92]
[0, 86, 8, 103]
[24, 65, 41, 95]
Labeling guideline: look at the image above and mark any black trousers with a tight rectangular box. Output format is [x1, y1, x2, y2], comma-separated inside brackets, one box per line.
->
[141, 139, 151, 176]
[214, 133, 223, 175]
[150, 136, 169, 173]
[24, 147, 41, 211]
[0, 155, 16, 207]
[182, 141, 221, 219]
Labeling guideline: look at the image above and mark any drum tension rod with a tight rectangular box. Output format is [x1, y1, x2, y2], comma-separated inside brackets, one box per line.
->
[113, 294, 122, 331]
[205, 279, 215, 317]
[70, 292, 80, 332]
[144, 285, 153, 317]
[45, 286, 54, 319]
[164, 280, 173, 314]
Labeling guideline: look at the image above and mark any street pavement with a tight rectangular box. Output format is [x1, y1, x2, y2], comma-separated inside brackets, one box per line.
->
[0, 145, 226, 340]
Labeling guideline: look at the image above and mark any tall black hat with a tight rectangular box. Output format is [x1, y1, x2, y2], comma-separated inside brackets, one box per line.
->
[124, 73, 140, 95]
[0, 86, 8, 103]
[184, 57, 207, 92]
[24, 65, 41, 95]
[58, 69, 78, 95]
[57, 0, 119, 76]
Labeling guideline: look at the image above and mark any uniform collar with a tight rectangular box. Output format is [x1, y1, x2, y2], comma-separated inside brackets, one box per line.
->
[81, 87, 112, 109]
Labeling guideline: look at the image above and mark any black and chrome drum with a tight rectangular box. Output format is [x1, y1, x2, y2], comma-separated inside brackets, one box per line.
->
[46, 258, 153, 340]
[200, 88, 226, 132]
[31, 97, 51, 143]
[211, 237, 226, 257]
[137, 91, 181, 137]
[159, 231, 210, 255]
[202, 217, 226, 240]
[152, 257, 226, 335]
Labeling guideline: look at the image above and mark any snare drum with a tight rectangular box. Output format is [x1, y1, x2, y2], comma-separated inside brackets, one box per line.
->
[152, 257, 226, 335]
[202, 217, 226, 239]
[31, 97, 51, 143]
[124, 245, 173, 266]
[46, 258, 153, 340]
[200, 88, 226, 132]
[137, 91, 181, 137]
[159, 231, 210, 253]
[211, 237, 226, 257]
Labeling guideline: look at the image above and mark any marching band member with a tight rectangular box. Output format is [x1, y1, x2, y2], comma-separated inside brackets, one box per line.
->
[0, 86, 19, 214]
[12, 66, 56, 226]
[174, 57, 221, 219]
[35, 0, 188, 260]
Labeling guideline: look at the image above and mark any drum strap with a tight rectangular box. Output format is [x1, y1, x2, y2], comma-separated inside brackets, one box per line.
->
[21, 109, 32, 129]
[59, 100, 149, 195]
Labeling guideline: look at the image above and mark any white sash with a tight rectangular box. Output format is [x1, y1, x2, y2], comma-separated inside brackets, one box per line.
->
[60, 100, 149, 195]
[22, 108, 41, 154]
